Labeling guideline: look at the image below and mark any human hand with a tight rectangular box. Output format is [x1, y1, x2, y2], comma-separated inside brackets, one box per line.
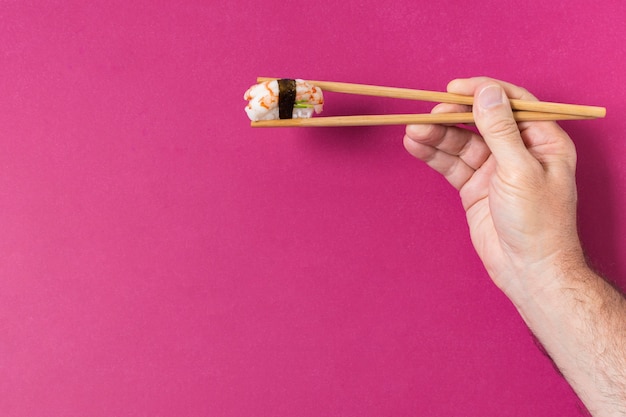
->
[403, 77, 587, 305]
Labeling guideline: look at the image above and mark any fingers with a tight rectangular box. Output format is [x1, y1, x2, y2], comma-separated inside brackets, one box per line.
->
[449, 77, 572, 152]
[405, 106, 490, 170]
[405, 77, 578, 188]
[403, 134, 475, 190]
[471, 83, 538, 171]
[467, 80, 577, 175]
[431, 102, 472, 119]
[404, 103, 491, 190]
[447, 77, 538, 101]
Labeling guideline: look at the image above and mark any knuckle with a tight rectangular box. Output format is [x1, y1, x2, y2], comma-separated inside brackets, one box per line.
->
[549, 134, 578, 171]
[405, 123, 437, 141]
[563, 139, 578, 168]
[500, 166, 545, 193]
[517, 87, 534, 100]
[487, 117, 520, 140]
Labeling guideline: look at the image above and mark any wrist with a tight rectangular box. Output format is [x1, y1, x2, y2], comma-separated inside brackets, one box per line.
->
[502, 246, 589, 311]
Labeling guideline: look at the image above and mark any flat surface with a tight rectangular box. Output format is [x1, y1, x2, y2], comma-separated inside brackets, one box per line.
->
[1, 1, 625, 415]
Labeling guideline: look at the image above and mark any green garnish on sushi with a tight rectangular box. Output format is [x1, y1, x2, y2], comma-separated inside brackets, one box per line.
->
[294, 100, 314, 108]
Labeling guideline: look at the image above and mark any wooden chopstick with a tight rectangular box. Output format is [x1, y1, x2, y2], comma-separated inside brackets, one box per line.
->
[251, 112, 592, 128]
[257, 77, 606, 119]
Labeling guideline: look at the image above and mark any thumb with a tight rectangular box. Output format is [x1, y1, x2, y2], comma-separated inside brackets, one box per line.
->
[473, 84, 531, 168]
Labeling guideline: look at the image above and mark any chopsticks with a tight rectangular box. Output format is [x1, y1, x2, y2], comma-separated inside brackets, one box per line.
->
[251, 112, 592, 128]
[251, 77, 605, 127]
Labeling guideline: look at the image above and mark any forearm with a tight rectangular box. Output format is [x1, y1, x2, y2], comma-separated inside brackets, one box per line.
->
[514, 264, 626, 417]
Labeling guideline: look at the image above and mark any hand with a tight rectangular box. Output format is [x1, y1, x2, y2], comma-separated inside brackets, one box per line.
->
[404, 78, 626, 415]
[403, 77, 586, 304]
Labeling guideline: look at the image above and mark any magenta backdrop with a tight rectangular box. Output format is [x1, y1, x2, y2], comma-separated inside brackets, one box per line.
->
[1, 1, 625, 416]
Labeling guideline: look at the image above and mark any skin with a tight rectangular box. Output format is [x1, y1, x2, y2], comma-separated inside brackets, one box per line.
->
[403, 77, 626, 417]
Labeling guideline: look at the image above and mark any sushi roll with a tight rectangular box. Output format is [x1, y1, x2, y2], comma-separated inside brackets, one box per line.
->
[244, 79, 324, 121]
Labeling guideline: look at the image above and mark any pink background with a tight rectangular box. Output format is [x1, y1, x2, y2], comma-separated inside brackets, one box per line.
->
[1, 1, 625, 416]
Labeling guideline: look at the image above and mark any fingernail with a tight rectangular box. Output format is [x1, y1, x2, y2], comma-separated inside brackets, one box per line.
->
[478, 85, 504, 109]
